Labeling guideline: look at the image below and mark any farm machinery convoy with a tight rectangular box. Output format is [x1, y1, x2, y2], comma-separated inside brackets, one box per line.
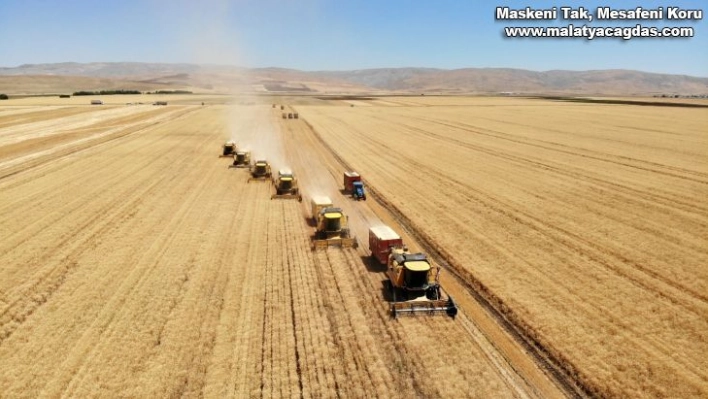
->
[220, 141, 456, 319]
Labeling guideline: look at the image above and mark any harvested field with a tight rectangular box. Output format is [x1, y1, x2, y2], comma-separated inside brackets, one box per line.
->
[300, 98, 708, 398]
[0, 98, 572, 398]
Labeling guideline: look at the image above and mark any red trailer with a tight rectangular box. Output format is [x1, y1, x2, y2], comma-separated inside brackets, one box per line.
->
[369, 225, 404, 265]
[343, 171, 361, 193]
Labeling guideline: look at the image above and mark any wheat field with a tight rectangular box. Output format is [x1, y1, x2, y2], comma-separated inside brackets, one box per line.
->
[301, 96, 708, 398]
[0, 95, 705, 398]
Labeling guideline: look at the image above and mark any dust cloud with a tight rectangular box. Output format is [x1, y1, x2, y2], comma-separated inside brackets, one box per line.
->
[156, 0, 289, 169]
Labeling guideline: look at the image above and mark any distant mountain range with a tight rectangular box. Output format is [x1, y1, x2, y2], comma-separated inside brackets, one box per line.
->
[1, 62, 706, 95]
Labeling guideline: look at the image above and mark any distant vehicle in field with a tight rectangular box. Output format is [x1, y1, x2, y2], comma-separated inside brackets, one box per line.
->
[248, 160, 272, 182]
[231, 150, 251, 168]
[271, 170, 302, 201]
[220, 141, 237, 157]
[343, 171, 366, 200]
[90, 99, 103, 105]
[153, 101, 168, 105]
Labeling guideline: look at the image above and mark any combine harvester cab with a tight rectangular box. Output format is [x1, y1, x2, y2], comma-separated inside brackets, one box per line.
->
[369, 226, 457, 319]
[220, 141, 237, 157]
[248, 160, 272, 182]
[271, 170, 302, 201]
[231, 150, 251, 168]
[311, 196, 357, 250]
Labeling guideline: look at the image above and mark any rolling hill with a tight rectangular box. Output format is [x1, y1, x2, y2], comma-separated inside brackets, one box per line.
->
[1, 62, 706, 95]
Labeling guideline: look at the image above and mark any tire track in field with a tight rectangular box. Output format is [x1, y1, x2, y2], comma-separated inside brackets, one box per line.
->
[280, 199, 342, 397]
[260, 196, 301, 398]
[0, 106, 98, 129]
[0, 105, 159, 145]
[420, 113, 708, 182]
[0, 106, 197, 181]
[204, 179, 272, 398]
[279, 201, 305, 398]
[396, 116, 708, 214]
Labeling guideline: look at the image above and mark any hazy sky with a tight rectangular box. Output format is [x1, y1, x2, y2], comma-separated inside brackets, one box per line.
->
[1, 0, 706, 76]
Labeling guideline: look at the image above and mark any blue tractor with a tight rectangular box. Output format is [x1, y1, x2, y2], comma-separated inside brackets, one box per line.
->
[352, 180, 366, 201]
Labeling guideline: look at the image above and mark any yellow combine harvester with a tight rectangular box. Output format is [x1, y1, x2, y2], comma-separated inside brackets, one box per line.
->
[271, 170, 302, 201]
[385, 246, 457, 318]
[231, 150, 251, 168]
[248, 160, 272, 182]
[220, 141, 237, 157]
[310, 196, 357, 249]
